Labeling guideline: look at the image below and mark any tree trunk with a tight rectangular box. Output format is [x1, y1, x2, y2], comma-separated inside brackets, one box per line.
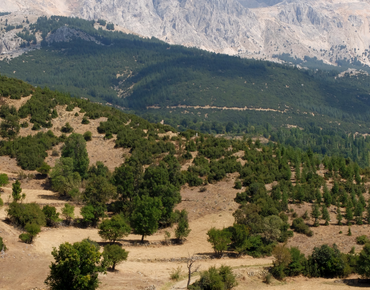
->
[187, 267, 191, 288]
[141, 235, 144, 242]
[112, 262, 116, 271]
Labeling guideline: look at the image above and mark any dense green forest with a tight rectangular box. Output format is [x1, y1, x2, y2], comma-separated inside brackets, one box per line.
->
[2, 16, 370, 135]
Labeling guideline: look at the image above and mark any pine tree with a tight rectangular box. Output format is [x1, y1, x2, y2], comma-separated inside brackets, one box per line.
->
[323, 185, 332, 207]
[296, 186, 305, 204]
[321, 206, 330, 226]
[315, 189, 322, 205]
[345, 204, 353, 226]
[281, 191, 288, 211]
[347, 227, 352, 236]
[354, 202, 364, 225]
[340, 193, 348, 207]
[336, 208, 343, 225]
[12, 180, 25, 202]
[311, 204, 321, 227]
[366, 202, 370, 224]
[295, 166, 301, 182]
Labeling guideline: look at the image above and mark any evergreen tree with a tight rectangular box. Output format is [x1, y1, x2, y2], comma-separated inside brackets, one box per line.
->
[354, 202, 364, 225]
[366, 202, 370, 224]
[315, 189, 322, 205]
[281, 191, 288, 211]
[336, 208, 343, 225]
[12, 180, 25, 202]
[311, 204, 321, 227]
[175, 210, 191, 243]
[323, 185, 332, 207]
[321, 206, 330, 226]
[62, 133, 90, 179]
[296, 186, 304, 204]
[345, 204, 353, 226]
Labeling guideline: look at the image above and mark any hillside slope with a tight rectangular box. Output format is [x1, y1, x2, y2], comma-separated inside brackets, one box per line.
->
[1, 75, 370, 289]
[1, 17, 370, 134]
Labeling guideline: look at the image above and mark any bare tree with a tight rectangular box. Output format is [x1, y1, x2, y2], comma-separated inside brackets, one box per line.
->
[187, 254, 200, 288]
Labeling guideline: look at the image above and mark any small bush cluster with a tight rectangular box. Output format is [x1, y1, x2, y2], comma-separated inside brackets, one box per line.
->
[188, 266, 238, 290]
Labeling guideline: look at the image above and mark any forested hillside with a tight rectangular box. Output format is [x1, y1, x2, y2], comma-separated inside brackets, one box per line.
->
[3, 75, 370, 287]
[2, 16, 370, 136]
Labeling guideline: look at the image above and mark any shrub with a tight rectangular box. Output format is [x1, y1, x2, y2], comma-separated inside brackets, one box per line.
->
[61, 122, 73, 133]
[164, 231, 171, 245]
[188, 265, 238, 290]
[199, 186, 207, 192]
[32, 123, 41, 130]
[20, 121, 29, 128]
[83, 131, 92, 141]
[170, 266, 182, 281]
[356, 235, 369, 245]
[62, 203, 75, 225]
[42, 205, 60, 227]
[81, 116, 90, 124]
[51, 149, 59, 156]
[234, 180, 242, 189]
[0, 197, 3, 207]
[0, 173, 9, 187]
[37, 162, 51, 176]
[7, 202, 46, 228]
[19, 223, 41, 244]
[291, 218, 313, 237]
[182, 151, 192, 160]
[175, 210, 191, 243]
[264, 273, 272, 284]
[348, 227, 352, 236]
[0, 236, 7, 251]
[19, 233, 32, 243]
[302, 210, 309, 220]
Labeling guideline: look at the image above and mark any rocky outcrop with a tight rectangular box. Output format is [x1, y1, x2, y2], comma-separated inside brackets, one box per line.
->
[46, 26, 101, 44]
[77, 0, 370, 66]
[2, 0, 370, 67]
[79, 0, 261, 55]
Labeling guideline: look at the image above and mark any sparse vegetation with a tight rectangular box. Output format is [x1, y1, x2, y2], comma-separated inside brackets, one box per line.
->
[2, 74, 370, 288]
[0, 236, 7, 251]
[188, 265, 238, 290]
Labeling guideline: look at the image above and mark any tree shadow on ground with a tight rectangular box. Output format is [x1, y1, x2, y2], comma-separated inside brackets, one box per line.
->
[341, 279, 370, 287]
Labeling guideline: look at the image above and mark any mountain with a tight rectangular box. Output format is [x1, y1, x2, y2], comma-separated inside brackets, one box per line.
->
[1, 16, 370, 137]
[2, 0, 370, 68]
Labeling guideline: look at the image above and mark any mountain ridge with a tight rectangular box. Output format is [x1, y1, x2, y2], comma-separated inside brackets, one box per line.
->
[2, 0, 370, 68]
